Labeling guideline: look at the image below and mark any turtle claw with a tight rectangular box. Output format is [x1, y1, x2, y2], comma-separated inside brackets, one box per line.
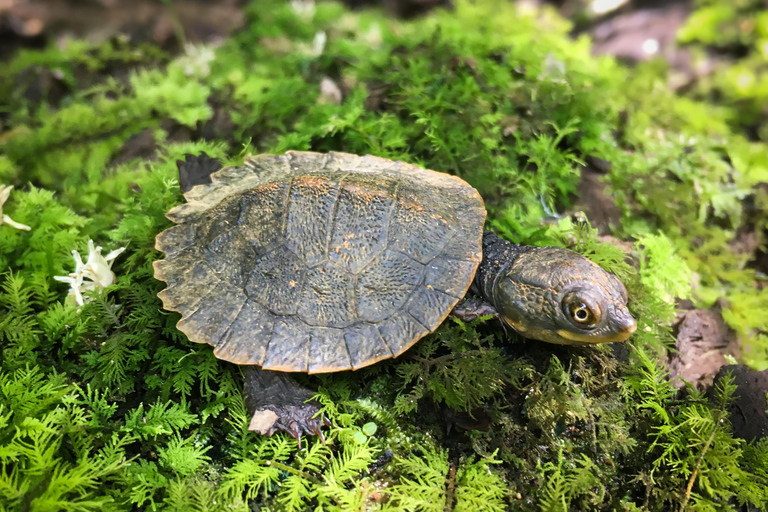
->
[311, 423, 326, 444]
[288, 421, 303, 448]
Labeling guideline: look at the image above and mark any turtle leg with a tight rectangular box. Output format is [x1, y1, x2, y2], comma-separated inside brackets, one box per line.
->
[177, 153, 222, 193]
[243, 366, 329, 446]
[450, 297, 498, 322]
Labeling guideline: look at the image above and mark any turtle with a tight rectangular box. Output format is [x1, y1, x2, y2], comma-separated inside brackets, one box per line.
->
[153, 151, 637, 442]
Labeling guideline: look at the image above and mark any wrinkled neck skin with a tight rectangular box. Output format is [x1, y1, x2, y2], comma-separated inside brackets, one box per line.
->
[472, 231, 532, 310]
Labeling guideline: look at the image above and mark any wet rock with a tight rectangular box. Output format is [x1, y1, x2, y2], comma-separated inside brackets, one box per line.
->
[364, 81, 389, 111]
[159, 118, 194, 144]
[587, 2, 720, 91]
[712, 364, 768, 442]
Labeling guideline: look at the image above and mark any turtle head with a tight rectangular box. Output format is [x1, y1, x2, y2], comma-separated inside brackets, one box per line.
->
[493, 246, 636, 345]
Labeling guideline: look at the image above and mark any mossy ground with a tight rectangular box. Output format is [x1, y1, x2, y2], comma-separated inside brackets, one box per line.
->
[1, 0, 768, 510]
[677, 0, 768, 142]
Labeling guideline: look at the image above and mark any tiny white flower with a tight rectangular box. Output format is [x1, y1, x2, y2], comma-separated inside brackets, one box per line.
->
[54, 239, 126, 307]
[54, 249, 87, 306]
[177, 42, 219, 78]
[311, 31, 326, 57]
[296, 30, 326, 58]
[0, 185, 31, 231]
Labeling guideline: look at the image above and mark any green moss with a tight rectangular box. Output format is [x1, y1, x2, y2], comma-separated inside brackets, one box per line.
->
[1, 0, 768, 510]
[677, 0, 768, 141]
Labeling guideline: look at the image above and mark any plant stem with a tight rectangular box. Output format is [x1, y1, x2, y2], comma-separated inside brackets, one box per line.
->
[444, 462, 457, 512]
[680, 414, 721, 512]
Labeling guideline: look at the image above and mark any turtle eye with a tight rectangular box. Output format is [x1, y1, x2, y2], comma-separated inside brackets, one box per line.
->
[562, 293, 598, 329]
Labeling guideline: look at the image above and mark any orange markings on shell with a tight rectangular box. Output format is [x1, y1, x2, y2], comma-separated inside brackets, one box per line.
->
[153, 151, 486, 373]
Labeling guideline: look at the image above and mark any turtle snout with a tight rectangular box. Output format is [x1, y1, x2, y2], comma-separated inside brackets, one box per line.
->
[610, 309, 637, 341]
[619, 316, 637, 334]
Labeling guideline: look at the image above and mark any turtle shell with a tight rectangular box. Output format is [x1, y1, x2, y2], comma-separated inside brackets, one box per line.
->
[153, 151, 486, 373]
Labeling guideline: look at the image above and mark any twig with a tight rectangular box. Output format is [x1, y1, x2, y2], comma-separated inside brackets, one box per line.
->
[680, 415, 721, 512]
[444, 462, 457, 512]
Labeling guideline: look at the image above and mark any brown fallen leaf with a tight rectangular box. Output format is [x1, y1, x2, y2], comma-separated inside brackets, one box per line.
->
[668, 301, 740, 390]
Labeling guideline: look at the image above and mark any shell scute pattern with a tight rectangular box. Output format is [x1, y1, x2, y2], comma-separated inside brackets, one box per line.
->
[177, 286, 248, 346]
[424, 257, 479, 298]
[284, 176, 340, 267]
[356, 249, 425, 323]
[157, 260, 220, 313]
[204, 229, 256, 288]
[237, 182, 291, 255]
[154, 244, 200, 288]
[328, 180, 396, 273]
[388, 196, 454, 263]
[214, 299, 274, 364]
[155, 223, 196, 256]
[154, 151, 485, 373]
[245, 249, 307, 316]
[297, 262, 356, 328]
[307, 326, 350, 373]
[344, 322, 393, 369]
[376, 311, 430, 356]
[263, 317, 312, 372]
[405, 286, 458, 331]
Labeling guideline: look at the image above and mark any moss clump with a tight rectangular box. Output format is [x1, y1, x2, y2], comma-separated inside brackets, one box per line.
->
[1, 0, 768, 510]
[677, 0, 768, 142]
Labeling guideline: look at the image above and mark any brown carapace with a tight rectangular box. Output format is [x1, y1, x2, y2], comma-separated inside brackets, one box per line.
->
[153, 151, 486, 374]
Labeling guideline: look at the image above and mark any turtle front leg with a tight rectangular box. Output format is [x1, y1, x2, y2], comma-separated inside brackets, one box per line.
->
[451, 297, 498, 322]
[243, 366, 329, 446]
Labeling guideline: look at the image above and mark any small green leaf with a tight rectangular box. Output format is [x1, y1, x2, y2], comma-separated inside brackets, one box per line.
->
[362, 422, 377, 437]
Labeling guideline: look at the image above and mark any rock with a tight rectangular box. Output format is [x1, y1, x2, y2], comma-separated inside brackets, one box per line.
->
[15, 65, 70, 107]
[668, 302, 740, 389]
[589, 4, 689, 63]
[712, 365, 768, 442]
[587, 3, 719, 91]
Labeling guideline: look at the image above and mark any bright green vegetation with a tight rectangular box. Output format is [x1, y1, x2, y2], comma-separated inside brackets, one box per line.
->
[1, 0, 767, 510]
[677, 0, 768, 141]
